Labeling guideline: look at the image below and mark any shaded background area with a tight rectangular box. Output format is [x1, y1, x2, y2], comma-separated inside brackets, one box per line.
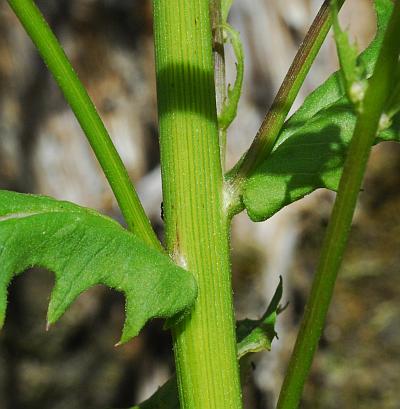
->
[0, 0, 399, 408]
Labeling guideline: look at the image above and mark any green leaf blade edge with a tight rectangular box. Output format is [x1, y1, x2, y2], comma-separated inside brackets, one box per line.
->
[0, 190, 197, 344]
[123, 277, 284, 409]
[242, 0, 398, 222]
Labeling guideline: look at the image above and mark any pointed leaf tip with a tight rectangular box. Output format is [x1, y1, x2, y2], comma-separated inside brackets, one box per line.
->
[0, 190, 197, 343]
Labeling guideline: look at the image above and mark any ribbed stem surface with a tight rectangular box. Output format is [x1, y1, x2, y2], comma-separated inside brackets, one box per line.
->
[153, 1, 242, 408]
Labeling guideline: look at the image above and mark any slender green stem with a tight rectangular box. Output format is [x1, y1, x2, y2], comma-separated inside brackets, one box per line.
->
[8, 0, 162, 251]
[153, 1, 242, 409]
[221, 0, 233, 23]
[211, 0, 228, 168]
[276, 3, 400, 408]
[227, 0, 344, 213]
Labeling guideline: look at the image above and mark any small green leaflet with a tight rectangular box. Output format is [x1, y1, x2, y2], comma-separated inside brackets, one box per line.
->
[0, 190, 197, 344]
[125, 278, 283, 409]
[242, 0, 398, 222]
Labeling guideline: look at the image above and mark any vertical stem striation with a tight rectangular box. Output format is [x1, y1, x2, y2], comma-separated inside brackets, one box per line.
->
[152, 1, 242, 408]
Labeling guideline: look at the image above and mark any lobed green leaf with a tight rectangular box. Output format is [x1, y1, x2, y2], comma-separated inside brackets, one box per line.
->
[242, 0, 397, 222]
[0, 191, 197, 344]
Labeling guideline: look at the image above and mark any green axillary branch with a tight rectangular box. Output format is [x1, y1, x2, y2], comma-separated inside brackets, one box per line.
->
[221, 0, 234, 22]
[7, 0, 162, 251]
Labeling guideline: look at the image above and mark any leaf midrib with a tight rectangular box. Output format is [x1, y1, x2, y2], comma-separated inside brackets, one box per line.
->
[0, 209, 120, 228]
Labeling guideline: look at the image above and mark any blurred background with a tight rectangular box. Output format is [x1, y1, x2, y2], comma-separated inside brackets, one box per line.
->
[0, 0, 399, 408]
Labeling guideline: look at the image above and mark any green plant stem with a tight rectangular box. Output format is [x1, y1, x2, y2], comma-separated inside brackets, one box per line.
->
[8, 0, 162, 251]
[276, 3, 400, 408]
[153, 1, 242, 409]
[227, 0, 344, 213]
[210, 0, 228, 169]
